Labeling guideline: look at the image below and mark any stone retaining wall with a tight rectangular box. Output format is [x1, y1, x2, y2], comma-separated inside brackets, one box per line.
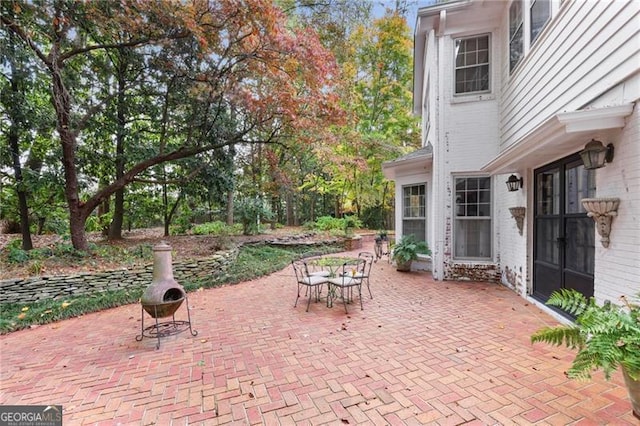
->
[0, 249, 238, 304]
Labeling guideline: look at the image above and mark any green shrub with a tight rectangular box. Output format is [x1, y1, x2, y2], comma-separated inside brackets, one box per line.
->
[313, 216, 343, 231]
[192, 221, 238, 236]
[235, 198, 274, 235]
[7, 246, 30, 264]
[308, 215, 362, 235]
[52, 243, 86, 258]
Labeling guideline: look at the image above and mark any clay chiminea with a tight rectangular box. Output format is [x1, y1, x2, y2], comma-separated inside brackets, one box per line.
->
[141, 241, 186, 318]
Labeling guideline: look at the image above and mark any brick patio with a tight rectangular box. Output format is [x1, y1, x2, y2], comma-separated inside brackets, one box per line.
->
[0, 241, 636, 425]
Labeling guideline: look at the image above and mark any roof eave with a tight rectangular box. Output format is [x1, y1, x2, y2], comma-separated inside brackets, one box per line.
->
[481, 104, 635, 174]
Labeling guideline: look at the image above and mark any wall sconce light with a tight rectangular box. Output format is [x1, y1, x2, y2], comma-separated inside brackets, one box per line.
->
[506, 174, 523, 192]
[579, 139, 614, 170]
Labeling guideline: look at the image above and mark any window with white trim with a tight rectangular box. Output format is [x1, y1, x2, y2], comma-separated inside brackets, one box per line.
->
[402, 184, 426, 242]
[509, 0, 523, 72]
[530, 0, 551, 44]
[454, 177, 491, 259]
[454, 35, 490, 94]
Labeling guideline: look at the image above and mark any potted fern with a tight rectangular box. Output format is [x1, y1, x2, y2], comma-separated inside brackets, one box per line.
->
[391, 234, 430, 272]
[531, 289, 640, 419]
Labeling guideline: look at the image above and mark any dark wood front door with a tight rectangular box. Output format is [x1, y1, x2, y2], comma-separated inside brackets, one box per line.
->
[533, 154, 595, 304]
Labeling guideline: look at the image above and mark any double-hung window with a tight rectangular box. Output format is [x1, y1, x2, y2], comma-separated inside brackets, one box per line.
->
[454, 177, 491, 259]
[530, 0, 551, 44]
[454, 35, 490, 94]
[403, 184, 426, 242]
[509, 0, 524, 72]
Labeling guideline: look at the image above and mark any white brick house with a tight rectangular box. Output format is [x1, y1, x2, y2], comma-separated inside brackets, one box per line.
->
[382, 0, 639, 309]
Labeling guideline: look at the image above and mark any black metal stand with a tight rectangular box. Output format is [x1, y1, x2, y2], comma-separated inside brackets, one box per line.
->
[136, 296, 197, 349]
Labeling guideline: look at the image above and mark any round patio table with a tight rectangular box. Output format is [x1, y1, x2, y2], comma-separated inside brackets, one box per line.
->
[306, 256, 359, 277]
[305, 256, 362, 308]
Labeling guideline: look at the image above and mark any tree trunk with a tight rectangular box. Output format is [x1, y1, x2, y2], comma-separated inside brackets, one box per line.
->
[109, 63, 127, 240]
[109, 189, 124, 239]
[98, 195, 110, 236]
[165, 191, 184, 236]
[36, 217, 46, 235]
[226, 190, 234, 225]
[162, 167, 169, 237]
[286, 191, 295, 226]
[6, 25, 33, 250]
[9, 122, 33, 251]
[51, 60, 89, 250]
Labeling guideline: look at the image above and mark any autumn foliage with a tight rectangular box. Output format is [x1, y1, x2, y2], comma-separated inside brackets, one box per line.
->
[1, 0, 344, 249]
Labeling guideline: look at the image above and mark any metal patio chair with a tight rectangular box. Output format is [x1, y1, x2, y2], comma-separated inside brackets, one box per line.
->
[328, 259, 365, 314]
[303, 256, 331, 278]
[292, 260, 329, 312]
[351, 252, 374, 299]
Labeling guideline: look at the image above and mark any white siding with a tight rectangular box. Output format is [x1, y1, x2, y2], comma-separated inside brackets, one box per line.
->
[500, 0, 640, 149]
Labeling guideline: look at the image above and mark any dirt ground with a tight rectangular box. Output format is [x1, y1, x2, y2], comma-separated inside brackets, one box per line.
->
[0, 226, 323, 280]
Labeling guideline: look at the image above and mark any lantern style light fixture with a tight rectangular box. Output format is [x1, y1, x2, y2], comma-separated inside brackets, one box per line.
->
[579, 139, 614, 170]
[506, 174, 523, 192]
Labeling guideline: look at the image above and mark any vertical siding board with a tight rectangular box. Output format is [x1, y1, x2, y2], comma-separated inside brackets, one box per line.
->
[499, 0, 595, 116]
[503, 15, 638, 149]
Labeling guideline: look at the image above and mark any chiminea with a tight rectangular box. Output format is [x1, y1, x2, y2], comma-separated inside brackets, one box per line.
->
[141, 241, 186, 318]
[136, 241, 197, 349]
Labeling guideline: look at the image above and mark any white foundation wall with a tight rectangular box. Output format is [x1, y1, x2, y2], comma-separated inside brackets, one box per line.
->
[591, 107, 640, 304]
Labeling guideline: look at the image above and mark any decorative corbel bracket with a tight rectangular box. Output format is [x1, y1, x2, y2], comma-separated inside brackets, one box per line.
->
[581, 198, 620, 248]
[509, 207, 526, 236]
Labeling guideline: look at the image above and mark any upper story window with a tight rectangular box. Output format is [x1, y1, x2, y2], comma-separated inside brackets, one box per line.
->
[509, 0, 524, 72]
[454, 35, 490, 94]
[530, 0, 551, 44]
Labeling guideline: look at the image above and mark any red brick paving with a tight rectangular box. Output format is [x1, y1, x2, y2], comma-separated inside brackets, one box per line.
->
[1, 241, 637, 425]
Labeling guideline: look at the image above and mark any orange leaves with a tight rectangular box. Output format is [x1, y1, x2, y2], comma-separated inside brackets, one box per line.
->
[176, 0, 345, 142]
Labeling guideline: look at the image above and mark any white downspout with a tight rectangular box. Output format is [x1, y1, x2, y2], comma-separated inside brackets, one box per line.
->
[434, 26, 446, 281]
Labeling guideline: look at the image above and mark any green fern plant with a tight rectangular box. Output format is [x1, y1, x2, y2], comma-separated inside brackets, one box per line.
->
[391, 234, 430, 269]
[531, 288, 640, 381]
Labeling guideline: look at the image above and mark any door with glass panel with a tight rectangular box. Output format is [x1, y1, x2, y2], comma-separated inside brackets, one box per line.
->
[533, 155, 595, 303]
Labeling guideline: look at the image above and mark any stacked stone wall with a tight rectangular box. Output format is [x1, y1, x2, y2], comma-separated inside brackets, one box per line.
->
[0, 249, 237, 304]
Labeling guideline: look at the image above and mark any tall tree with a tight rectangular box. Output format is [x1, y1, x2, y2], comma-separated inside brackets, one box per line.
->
[278, 3, 419, 228]
[1, 16, 32, 249]
[352, 10, 420, 221]
[0, 0, 56, 247]
[2, 0, 342, 249]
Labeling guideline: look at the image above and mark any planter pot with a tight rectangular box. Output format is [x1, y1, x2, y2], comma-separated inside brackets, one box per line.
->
[622, 367, 640, 419]
[344, 236, 362, 251]
[395, 260, 411, 272]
